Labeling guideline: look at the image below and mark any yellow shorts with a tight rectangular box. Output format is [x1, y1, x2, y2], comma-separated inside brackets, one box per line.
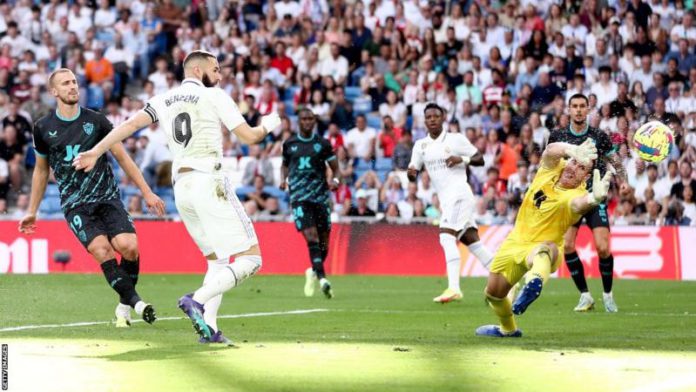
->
[490, 240, 562, 285]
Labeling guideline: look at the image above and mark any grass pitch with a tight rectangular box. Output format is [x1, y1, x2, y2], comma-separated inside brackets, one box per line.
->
[1, 275, 695, 392]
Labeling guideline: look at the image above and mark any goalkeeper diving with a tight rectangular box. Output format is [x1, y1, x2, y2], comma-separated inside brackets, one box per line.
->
[476, 139, 611, 337]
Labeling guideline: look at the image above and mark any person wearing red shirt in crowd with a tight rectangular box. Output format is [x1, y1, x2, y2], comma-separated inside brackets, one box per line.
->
[325, 123, 344, 151]
[293, 75, 313, 111]
[482, 69, 506, 108]
[378, 115, 402, 158]
[270, 42, 295, 76]
[482, 167, 507, 197]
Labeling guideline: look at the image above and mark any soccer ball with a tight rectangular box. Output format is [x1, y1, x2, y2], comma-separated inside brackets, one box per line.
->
[632, 121, 674, 163]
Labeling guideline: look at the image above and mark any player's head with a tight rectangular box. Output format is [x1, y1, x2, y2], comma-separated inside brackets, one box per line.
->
[568, 94, 589, 126]
[424, 103, 445, 134]
[48, 68, 79, 105]
[559, 157, 593, 189]
[298, 108, 316, 135]
[183, 50, 220, 87]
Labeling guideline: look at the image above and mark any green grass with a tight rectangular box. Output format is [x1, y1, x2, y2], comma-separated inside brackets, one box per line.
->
[1, 275, 696, 391]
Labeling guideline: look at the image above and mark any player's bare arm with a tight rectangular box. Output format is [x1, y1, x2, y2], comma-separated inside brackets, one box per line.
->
[571, 169, 612, 215]
[109, 142, 166, 217]
[73, 111, 154, 172]
[327, 157, 340, 191]
[231, 113, 281, 145]
[18, 155, 49, 234]
[280, 163, 289, 191]
[607, 151, 631, 196]
[446, 152, 484, 167]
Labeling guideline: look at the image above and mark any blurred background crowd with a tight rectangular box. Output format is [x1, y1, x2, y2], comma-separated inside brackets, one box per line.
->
[0, 0, 695, 226]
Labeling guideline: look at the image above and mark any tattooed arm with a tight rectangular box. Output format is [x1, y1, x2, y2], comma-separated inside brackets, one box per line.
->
[607, 151, 631, 196]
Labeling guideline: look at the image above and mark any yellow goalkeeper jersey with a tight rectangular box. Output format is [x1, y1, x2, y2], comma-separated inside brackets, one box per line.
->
[507, 159, 587, 248]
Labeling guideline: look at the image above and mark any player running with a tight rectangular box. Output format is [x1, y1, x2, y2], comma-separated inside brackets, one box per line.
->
[407, 103, 495, 303]
[548, 94, 628, 313]
[73, 50, 281, 344]
[476, 139, 611, 337]
[19, 68, 165, 327]
[280, 108, 340, 298]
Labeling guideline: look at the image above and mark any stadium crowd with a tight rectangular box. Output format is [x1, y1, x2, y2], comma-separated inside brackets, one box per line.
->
[0, 0, 695, 226]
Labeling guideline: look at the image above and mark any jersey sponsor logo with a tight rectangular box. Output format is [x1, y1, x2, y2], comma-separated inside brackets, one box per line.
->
[298, 156, 311, 170]
[63, 144, 81, 162]
[48, 130, 58, 138]
[83, 122, 94, 136]
[533, 190, 547, 208]
[313, 143, 322, 153]
[291, 145, 298, 152]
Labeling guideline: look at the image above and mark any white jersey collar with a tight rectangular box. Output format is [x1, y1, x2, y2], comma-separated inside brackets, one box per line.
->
[428, 128, 447, 143]
[182, 78, 204, 86]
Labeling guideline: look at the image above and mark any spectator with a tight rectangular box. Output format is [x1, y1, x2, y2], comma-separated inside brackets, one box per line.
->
[329, 86, 354, 131]
[378, 115, 401, 158]
[379, 90, 407, 129]
[138, 133, 172, 189]
[346, 189, 376, 217]
[354, 170, 381, 212]
[0, 154, 8, 201]
[243, 175, 272, 213]
[671, 160, 696, 200]
[2, 99, 33, 146]
[345, 114, 376, 162]
[0, 125, 23, 192]
[392, 130, 413, 171]
[242, 145, 275, 187]
[21, 87, 50, 123]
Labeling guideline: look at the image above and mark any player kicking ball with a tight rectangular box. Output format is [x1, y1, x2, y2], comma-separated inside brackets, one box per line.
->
[407, 103, 495, 303]
[476, 139, 611, 338]
[280, 108, 340, 298]
[73, 51, 281, 344]
[19, 69, 165, 327]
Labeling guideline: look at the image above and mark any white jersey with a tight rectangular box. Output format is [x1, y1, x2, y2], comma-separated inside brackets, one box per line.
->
[410, 130, 478, 204]
[144, 78, 246, 178]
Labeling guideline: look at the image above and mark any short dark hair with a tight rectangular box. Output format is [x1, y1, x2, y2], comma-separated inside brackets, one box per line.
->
[298, 107, 315, 117]
[568, 93, 589, 105]
[424, 102, 445, 116]
[183, 50, 216, 68]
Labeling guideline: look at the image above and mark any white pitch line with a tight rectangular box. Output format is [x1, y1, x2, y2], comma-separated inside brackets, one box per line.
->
[0, 308, 329, 333]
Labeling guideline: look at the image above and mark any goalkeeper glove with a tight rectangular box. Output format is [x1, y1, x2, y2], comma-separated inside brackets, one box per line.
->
[567, 139, 598, 166]
[261, 112, 281, 134]
[586, 169, 612, 205]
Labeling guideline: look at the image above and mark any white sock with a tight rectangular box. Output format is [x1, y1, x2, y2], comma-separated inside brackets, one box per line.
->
[468, 241, 494, 269]
[439, 233, 461, 291]
[193, 255, 262, 304]
[203, 258, 229, 332]
[134, 301, 147, 315]
[115, 303, 131, 318]
[319, 277, 329, 286]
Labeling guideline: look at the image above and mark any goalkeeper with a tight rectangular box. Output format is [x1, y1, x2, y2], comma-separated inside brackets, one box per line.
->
[476, 139, 611, 338]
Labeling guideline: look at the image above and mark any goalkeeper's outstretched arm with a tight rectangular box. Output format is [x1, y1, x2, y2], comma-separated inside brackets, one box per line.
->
[541, 140, 598, 169]
[571, 169, 613, 215]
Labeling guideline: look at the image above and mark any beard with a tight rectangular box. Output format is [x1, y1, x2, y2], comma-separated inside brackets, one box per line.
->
[59, 94, 79, 105]
[201, 73, 217, 87]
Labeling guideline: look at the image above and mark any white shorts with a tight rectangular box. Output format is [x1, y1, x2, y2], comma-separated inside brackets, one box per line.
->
[174, 171, 258, 259]
[439, 197, 477, 233]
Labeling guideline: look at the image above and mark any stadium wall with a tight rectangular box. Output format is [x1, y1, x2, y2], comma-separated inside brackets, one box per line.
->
[0, 221, 694, 280]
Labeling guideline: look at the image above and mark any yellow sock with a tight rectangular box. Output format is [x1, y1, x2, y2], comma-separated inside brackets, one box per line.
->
[526, 250, 552, 284]
[486, 293, 517, 333]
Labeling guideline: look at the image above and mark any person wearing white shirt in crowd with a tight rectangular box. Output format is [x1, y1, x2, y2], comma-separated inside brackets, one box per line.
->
[137, 132, 173, 187]
[670, 11, 696, 52]
[74, 50, 282, 344]
[274, 0, 300, 20]
[562, 14, 588, 56]
[67, 3, 92, 38]
[665, 82, 688, 118]
[590, 66, 618, 108]
[630, 55, 655, 92]
[319, 43, 349, 86]
[345, 114, 377, 161]
[148, 57, 169, 95]
[408, 103, 494, 304]
[0, 22, 32, 58]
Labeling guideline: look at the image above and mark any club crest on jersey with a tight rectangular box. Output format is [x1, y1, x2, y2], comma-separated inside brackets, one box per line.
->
[445, 147, 451, 154]
[83, 122, 94, 136]
[313, 143, 322, 153]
